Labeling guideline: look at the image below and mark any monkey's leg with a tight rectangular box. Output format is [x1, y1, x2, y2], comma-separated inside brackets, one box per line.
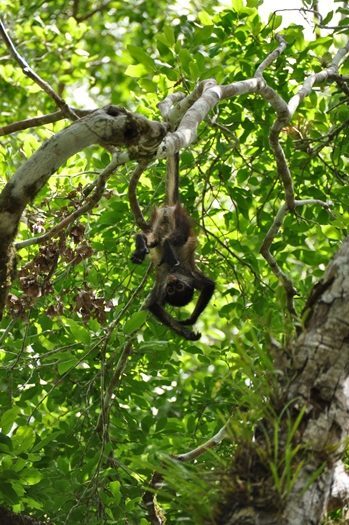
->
[131, 233, 149, 264]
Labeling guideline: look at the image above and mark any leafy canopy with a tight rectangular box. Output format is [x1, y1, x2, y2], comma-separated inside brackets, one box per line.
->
[0, 0, 348, 523]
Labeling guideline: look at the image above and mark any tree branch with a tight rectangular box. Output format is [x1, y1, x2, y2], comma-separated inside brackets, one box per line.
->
[176, 420, 230, 462]
[0, 19, 78, 120]
[15, 156, 120, 248]
[0, 106, 164, 318]
[0, 109, 93, 136]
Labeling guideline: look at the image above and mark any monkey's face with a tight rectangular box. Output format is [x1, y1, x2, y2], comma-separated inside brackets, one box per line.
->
[165, 276, 194, 307]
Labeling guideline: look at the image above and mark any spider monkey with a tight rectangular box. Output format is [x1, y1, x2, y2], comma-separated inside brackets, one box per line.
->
[129, 154, 215, 341]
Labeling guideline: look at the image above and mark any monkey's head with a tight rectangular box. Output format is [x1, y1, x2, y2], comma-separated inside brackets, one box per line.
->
[165, 274, 194, 307]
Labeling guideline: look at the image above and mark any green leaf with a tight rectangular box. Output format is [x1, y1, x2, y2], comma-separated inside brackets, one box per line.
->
[163, 25, 175, 46]
[232, 0, 244, 11]
[1, 408, 20, 434]
[12, 426, 35, 454]
[64, 319, 90, 344]
[179, 48, 192, 75]
[125, 64, 147, 77]
[198, 11, 213, 26]
[127, 45, 156, 71]
[57, 352, 79, 375]
[20, 467, 42, 485]
[124, 311, 148, 334]
[109, 480, 122, 504]
[272, 15, 282, 30]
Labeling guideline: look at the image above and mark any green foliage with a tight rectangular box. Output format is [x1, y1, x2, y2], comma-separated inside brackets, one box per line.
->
[0, 0, 349, 523]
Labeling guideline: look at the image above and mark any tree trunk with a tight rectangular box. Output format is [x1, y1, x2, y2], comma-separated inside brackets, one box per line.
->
[214, 237, 349, 524]
[0, 506, 48, 525]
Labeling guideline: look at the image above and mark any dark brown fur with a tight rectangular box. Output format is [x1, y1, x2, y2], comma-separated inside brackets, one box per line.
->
[129, 155, 214, 340]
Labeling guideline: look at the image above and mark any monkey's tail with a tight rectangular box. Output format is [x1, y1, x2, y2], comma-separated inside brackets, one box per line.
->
[166, 152, 179, 206]
[128, 162, 150, 231]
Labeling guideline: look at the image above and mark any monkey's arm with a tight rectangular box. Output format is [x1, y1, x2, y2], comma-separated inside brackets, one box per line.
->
[147, 300, 201, 340]
[131, 233, 149, 264]
[179, 274, 215, 326]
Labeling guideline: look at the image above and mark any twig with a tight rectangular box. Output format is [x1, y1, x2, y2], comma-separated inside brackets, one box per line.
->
[95, 264, 152, 434]
[288, 40, 349, 117]
[0, 108, 93, 136]
[260, 203, 298, 313]
[255, 34, 287, 78]
[142, 419, 231, 524]
[75, 0, 114, 22]
[203, 226, 259, 282]
[0, 19, 78, 120]
[15, 156, 121, 249]
[260, 199, 332, 313]
[307, 119, 349, 155]
[175, 420, 230, 461]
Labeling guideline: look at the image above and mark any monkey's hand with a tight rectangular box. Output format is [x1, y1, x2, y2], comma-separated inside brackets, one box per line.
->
[181, 328, 201, 341]
[131, 249, 148, 264]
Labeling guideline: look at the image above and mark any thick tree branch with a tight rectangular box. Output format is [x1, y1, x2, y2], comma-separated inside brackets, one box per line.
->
[288, 40, 349, 116]
[1, 35, 348, 324]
